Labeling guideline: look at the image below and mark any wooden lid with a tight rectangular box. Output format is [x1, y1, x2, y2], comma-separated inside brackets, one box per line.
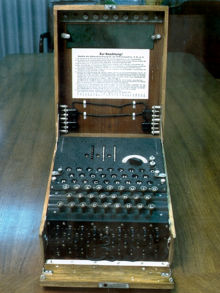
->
[54, 5, 168, 137]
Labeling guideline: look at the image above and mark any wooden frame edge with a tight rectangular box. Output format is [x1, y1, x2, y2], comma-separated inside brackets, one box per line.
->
[39, 143, 57, 236]
[53, 5, 169, 12]
[40, 264, 174, 289]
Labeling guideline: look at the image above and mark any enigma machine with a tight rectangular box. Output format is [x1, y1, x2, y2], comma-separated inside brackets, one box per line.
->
[39, 3, 176, 289]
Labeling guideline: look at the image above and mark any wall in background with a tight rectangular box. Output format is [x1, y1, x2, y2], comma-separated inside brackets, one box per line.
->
[0, 0, 48, 60]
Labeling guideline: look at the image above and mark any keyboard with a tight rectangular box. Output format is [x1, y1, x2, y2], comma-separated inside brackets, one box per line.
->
[43, 137, 170, 261]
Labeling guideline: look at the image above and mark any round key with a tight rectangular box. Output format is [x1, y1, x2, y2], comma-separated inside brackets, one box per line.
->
[73, 184, 80, 191]
[140, 185, 148, 192]
[84, 184, 92, 191]
[133, 14, 139, 20]
[69, 201, 76, 211]
[66, 193, 73, 202]
[62, 184, 70, 190]
[93, 14, 99, 20]
[129, 186, 136, 191]
[57, 201, 65, 211]
[102, 202, 111, 213]
[77, 193, 84, 202]
[144, 194, 152, 202]
[143, 13, 149, 20]
[83, 14, 89, 20]
[133, 193, 140, 203]
[88, 193, 96, 202]
[91, 202, 99, 213]
[110, 193, 118, 202]
[114, 203, 122, 213]
[99, 193, 106, 203]
[103, 14, 108, 20]
[118, 185, 125, 191]
[122, 194, 130, 203]
[95, 185, 103, 191]
[79, 202, 87, 213]
[125, 203, 133, 214]
[151, 186, 158, 192]
[148, 203, 156, 213]
[137, 203, 144, 212]
[106, 185, 114, 191]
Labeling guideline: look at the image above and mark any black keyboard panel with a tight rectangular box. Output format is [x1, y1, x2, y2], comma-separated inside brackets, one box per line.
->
[43, 137, 170, 261]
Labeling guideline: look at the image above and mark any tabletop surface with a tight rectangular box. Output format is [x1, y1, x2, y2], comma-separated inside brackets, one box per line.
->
[0, 52, 219, 293]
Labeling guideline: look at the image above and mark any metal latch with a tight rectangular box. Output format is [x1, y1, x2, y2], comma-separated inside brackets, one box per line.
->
[99, 282, 129, 288]
[104, 4, 117, 10]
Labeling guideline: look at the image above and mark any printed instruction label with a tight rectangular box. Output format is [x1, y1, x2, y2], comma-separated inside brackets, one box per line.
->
[72, 49, 150, 99]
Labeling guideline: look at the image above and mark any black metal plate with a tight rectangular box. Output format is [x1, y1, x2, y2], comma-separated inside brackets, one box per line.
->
[67, 23, 155, 49]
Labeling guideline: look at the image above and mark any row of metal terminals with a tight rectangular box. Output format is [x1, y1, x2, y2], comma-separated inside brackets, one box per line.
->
[59, 11, 164, 23]
[59, 103, 161, 135]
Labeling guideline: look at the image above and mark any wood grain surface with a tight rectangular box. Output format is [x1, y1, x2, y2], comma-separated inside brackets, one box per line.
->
[0, 52, 220, 293]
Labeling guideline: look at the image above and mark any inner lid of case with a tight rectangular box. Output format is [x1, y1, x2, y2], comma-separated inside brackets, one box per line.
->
[56, 7, 167, 135]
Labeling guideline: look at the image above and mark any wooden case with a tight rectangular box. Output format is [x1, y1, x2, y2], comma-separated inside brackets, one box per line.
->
[40, 5, 175, 289]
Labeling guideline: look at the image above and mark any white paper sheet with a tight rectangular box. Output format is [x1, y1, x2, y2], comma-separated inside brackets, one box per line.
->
[72, 48, 150, 99]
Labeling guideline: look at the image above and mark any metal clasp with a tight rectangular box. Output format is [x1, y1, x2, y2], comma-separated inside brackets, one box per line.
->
[104, 4, 117, 10]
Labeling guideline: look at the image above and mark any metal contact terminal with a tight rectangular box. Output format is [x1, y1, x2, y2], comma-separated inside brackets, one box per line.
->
[151, 34, 162, 40]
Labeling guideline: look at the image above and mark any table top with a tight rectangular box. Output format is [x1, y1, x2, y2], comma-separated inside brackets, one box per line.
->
[0, 53, 219, 293]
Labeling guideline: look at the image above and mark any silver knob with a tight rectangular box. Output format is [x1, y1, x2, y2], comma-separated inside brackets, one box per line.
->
[61, 33, 71, 39]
